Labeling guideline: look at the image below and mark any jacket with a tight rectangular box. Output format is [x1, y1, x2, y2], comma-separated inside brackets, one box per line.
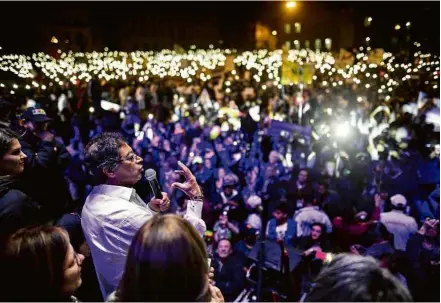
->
[0, 177, 43, 244]
[266, 218, 297, 246]
[380, 210, 418, 251]
[212, 252, 247, 302]
[18, 131, 72, 220]
[293, 206, 332, 237]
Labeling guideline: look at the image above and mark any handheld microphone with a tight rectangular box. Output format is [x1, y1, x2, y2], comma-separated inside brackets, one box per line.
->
[145, 169, 163, 199]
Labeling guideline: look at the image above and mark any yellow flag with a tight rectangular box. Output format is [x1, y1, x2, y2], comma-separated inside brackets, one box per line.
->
[368, 48, 384, 65]
[281, 47, 298, 85]
[303, 62, 316, 85]
[173, 44, 185, 54]
[224, 56, 235, 73]
[335, 49, 354, 69]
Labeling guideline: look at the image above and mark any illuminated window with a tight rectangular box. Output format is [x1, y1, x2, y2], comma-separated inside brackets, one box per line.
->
[285, 41, 291, 50]
[325, 38, 332, 50]
[295, 22, 301, 33]
[294, 40, 300, 50]
[315, 39, 321, 50]
[304, 40, 310, 49]
[285, 23, 291, 34]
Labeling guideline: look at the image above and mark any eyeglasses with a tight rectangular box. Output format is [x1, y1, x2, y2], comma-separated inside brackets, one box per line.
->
[119, 152, 142, 163]
[97, 152, 142, 170]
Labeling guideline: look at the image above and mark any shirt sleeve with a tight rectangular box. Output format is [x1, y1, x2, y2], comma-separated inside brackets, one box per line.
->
[184, 199, 206, 237]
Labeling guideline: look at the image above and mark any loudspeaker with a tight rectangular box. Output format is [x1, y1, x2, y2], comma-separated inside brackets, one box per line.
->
[248, 240, 303, 272]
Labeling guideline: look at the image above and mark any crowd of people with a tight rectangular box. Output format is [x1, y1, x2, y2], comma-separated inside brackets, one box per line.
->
[0, 63, 439, 302]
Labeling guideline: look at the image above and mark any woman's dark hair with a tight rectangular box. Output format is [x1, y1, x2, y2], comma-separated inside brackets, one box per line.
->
[116, 214, 210, 302]
[0, 225, 71, 302]
[0, 128, 18, 158]
[305, 254, 412, 302]
[83, 132, 127, 184]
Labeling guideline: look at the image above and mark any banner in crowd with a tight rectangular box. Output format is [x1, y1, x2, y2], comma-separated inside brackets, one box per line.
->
[268, 120, 312, 141]
[368, 48, 385, 65]
[224, 56, 235, 73]
[303, 62, 316, 85]
[281, 62, 315, 85]
[281, 47, 302, 85]
[334, 48, 354, 69]
[280, 46, 316, 86]
[281, 61, 300, 85]
[173, 44, 185, 54]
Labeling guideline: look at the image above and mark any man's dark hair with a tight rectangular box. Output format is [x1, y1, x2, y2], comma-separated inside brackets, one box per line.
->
[305, 254, 412, 302]
[299, 167, 309, 174]
[311, 222, 324, 232]
[275, 202, 289, 214]
[317, 180, 329, 190]
[84, 132, 127, 184]
[391, 203, 406, 211]
[301, 190, 315, 206]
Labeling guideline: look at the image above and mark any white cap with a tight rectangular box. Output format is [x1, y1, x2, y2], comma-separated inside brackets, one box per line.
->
[391, 194, 407, 208]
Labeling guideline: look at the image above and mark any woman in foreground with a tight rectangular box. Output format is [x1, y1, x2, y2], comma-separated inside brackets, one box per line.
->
[1, 225, 85, 301]
[112, 214, 224, 302]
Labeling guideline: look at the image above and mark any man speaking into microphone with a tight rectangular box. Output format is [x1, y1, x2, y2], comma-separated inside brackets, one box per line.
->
[81, 132, 205, 300]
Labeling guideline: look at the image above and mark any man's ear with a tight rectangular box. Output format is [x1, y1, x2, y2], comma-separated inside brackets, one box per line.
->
[103, 167, 116, 179]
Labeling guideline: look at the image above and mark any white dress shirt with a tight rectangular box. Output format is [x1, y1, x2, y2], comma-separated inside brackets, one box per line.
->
[81, 184, 205, 299]
[380, 210, 418, 251]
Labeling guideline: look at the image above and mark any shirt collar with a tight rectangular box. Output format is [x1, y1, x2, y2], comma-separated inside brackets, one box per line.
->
[92, 184, 135, 202]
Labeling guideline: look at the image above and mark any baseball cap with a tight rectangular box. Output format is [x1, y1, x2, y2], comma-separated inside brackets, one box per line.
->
[21, 107, 51, 123]
[390, 194, 407, 208]
[192, 156, 203, 165]
[223, 174, 238, 187]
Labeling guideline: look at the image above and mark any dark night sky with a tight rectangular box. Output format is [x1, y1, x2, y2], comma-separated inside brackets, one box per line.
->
[0, 1, 439, 53]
